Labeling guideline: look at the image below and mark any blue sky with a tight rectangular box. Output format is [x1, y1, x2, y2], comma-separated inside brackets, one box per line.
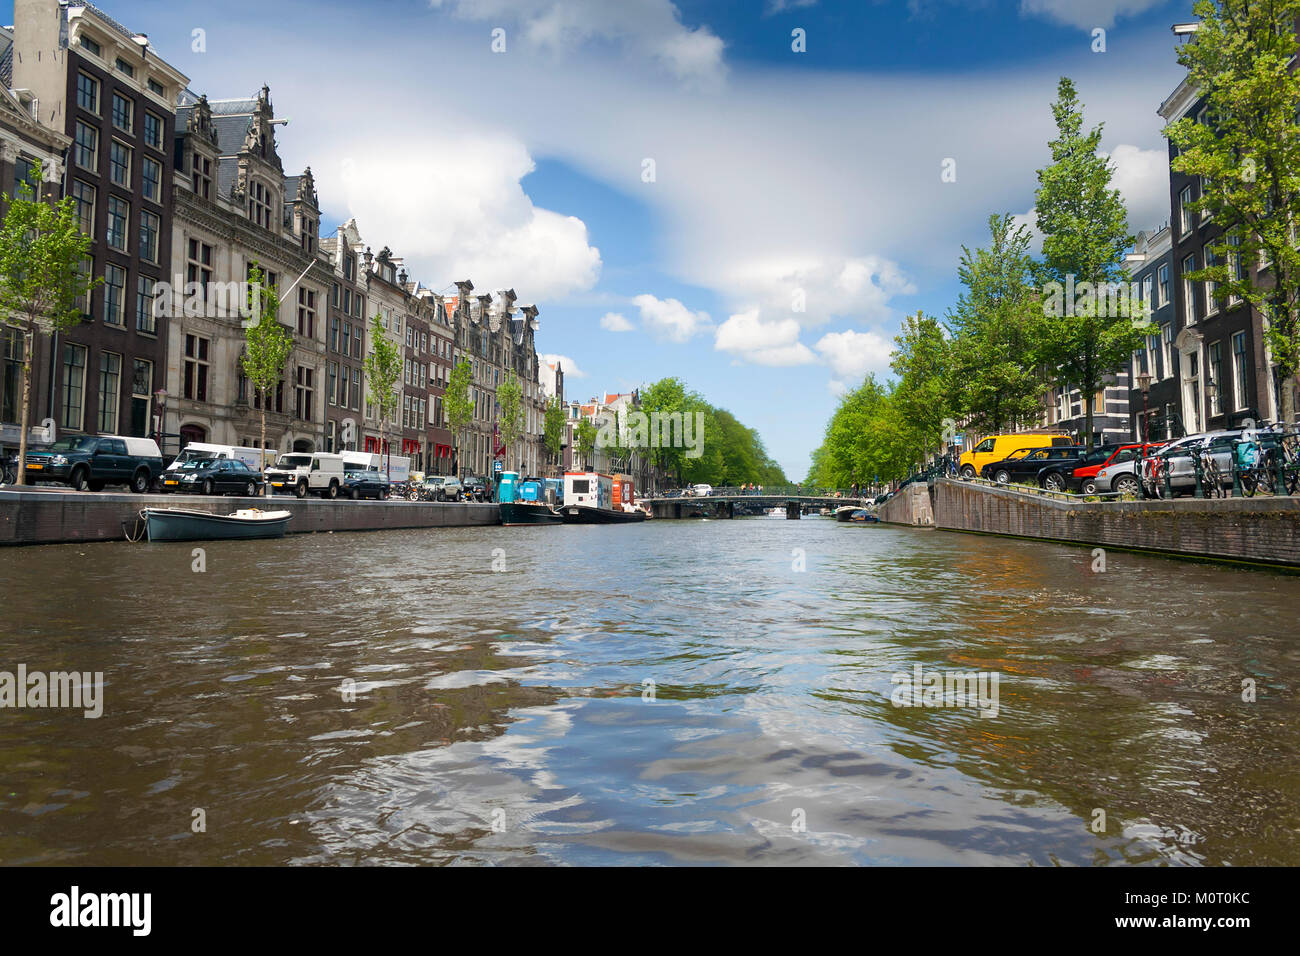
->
[5, 0, 1195, 476]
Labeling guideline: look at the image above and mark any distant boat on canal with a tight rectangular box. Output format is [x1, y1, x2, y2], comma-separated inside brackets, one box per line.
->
[141, 507, 292, 542]
[498, 471, 564, 526]
[561, 471, 647, 524]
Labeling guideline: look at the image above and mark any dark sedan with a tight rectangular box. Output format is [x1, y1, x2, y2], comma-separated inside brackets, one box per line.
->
[981, 446, 1084, 484]
[1036, 445, 1120, 492]
[163, 458, 265, 496]
[342, 468, 390, 500]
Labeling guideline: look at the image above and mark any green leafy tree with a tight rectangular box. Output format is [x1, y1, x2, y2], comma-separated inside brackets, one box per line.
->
[1164, 0, 1300, 423]
[543, 395, 566, 476]
[0, 162, 98, 483]
[891, 310, 952, 467]
[496, 370, 523, 472]
[1033, 76, 1145, 449]
[445, 357, 473, 479]
[946, 214, 1049, 434]
[575, 418, 598, 468]
[363, 314, 402, 478]
[240, 265, 293, 473]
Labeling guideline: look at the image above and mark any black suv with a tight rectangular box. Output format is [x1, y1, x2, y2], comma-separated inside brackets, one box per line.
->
[164, 458, 265, 497]
[981, 445, 1085, 485]
[17, 435, 164, 492]
[341, 467, 390, 500]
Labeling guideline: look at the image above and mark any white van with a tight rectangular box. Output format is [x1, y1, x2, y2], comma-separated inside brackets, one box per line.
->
[265, 452, 345, 499]
[341, 451, 410, 484]
[167, 442, 275, 474]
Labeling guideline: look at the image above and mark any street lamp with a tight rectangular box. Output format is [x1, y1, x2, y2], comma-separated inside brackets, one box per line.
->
[1205, 376, 1218, 424]
[1135, 371, 1152, 441]
[154, 388, 167, 450]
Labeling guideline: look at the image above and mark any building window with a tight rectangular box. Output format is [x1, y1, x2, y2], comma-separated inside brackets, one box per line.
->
[295, 367, 313, 421]
[73, 257, 93, 315]
[60, 343, 87, 431]
[97, 351, 121, 433]
[352, 368, 361, 410]
[115, 57, 135, 78]
[345, 253, 355, 281]
[147, 78, 165, 98]
[301, 219, 316, 253]
[192, 153, 212, 199]
[138, 211, 160, 264]
[187, 239, 213, 294]
[327, 362, 337, 407]
[11, 156, 35, 198]
[80, 36, 102, 57]
[1179, 185, 1194, 236]
[70, 180, 96, 235]
[74, 121, 98, 171]
[136, 276, 157, 334]
[1232, 331, 1248, 411]
[76, 73, 100, 114]
[109, 141, 131, 188]
[1227, 235, 1244, 304]
[106, 196, 129, 251]
[1203, 244, 1218, 314]
[111, 92, 134, 133]
[1161, 323, 1174, 380]
[141, 157, 162, 203]
[352, 326, 362, 360]
[103, 264, 126, 327]
[297, 288, 316, 339]
[2, 328, 24, 424]
[1208, 341, 1223, 417]
[130, 359, 152, 436]
[249, 180, 273, 228]
[1182, 254, 1196, 325]
[184, 335, 210, 402]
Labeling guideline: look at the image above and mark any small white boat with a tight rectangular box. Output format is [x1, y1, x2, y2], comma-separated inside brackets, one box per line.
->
[141, 507, 292, 542]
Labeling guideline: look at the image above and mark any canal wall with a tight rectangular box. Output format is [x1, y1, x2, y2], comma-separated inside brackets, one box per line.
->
[0, 489, 500, 547]
[931, 478, 1300, 569]
[877, 483, 936, 527]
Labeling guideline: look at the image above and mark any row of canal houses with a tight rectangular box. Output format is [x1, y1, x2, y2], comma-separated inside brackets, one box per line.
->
[0, 0, 563, 477]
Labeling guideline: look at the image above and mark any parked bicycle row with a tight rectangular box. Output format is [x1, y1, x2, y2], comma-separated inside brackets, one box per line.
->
[954, 425, 1299, 499]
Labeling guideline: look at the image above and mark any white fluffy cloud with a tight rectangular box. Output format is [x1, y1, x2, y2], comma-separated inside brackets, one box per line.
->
[714, 309, 816, 366]
[331, 135, 600, 301]
[632, 294, 711, 343]
[1019, 0, 1168, 30]
[427, 0, 726, 86]
[599, 311, 634, 332]
[1105, 143, 1171, 233]
[720, 255, 916, 329]
[814, 329, 894, 380]
[539, 353, 586, 378]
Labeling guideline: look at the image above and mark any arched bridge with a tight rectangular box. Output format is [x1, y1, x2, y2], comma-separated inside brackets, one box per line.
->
[641, 493, 870, 519]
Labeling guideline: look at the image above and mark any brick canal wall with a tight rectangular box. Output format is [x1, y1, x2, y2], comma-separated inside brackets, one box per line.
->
[0, 489, 500, 547]
[931, 478, 1300, 569]
[877, 483, 936, 527]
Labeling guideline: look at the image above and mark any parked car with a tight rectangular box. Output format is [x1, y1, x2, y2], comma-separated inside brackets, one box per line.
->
[1072, 442, 1166, 495]
[18, 435, 163, 492]
[1035, 444, 1120, 492]
[265, 452, 345, 498]
[688, 483, 714, 497]
[959, 432, 1072, 478]
[1150, 430, 1248, 494]
[980, 446, 1083, 484]
[341, 465, 391, 500]
[163, 442, 274, 478]
[164, 458, 265, 497]
[419, 475, 463, 501]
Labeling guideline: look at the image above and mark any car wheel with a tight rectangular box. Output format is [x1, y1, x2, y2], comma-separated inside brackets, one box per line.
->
[71, 467, 91, 492]
[324, 481, 339, 500]
[1081, 479, 1097, 495]
[245, 481, 256, 497]
[295, 481, 308, 499]
[1114, 475, 1140, 498]
[1043, 473, 1065, 492]
[993, 469, 1011, 484]
[202, 479, 214, 496]
[349, 487, 360, 500]
[959, 465, 976, 479]
[130, 469, 149, 494]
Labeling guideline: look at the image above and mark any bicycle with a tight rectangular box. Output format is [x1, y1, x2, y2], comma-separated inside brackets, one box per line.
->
[1194, 443, 1226, 498]
[1139, 451, 1168, 499]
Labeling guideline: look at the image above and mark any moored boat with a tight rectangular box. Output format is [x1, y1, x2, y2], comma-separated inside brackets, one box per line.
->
[561, 471, 647, 524]
[142, 507, 292, 542]
[498, 472, 564, 526]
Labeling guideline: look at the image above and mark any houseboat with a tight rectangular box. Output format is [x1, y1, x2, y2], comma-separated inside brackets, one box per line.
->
[498, 471, 564, 525]
[561, 471, 647, 524]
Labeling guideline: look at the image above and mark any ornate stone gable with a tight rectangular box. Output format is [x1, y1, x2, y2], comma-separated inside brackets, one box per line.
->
[187, 94, 220, 150]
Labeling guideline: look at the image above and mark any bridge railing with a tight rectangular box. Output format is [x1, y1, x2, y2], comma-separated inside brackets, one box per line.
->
[650, 486, 871, 499]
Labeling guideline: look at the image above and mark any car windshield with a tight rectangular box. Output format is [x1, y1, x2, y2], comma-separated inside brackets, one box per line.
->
[177, 458, 214, 471]
[278, 455, 312, 468]
[1084, 448, 1113, 464]
[46, 437, 99, 453]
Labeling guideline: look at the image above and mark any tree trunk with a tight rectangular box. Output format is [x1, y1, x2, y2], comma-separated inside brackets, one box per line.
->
[15, 321, 35, 487]
[259, 399, 268, 473]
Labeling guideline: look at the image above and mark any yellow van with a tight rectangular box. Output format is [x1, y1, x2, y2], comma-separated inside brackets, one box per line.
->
[958, 433, 1071, 478]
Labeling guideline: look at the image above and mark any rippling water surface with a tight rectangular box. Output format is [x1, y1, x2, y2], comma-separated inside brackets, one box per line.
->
[1, 516, 1297, 865]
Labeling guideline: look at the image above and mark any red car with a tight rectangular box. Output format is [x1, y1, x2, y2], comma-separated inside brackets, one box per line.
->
[1072, 442, 1167, 495]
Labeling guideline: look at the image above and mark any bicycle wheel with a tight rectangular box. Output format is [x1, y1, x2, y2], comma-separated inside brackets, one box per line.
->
[1240, 468, 1258, 497]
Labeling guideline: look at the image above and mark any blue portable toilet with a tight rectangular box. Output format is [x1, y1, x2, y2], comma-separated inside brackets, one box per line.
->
[497, 471, 520, 503]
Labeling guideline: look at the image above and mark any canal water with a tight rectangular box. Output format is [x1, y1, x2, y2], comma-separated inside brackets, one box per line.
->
[1, 516, 1296, 866]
